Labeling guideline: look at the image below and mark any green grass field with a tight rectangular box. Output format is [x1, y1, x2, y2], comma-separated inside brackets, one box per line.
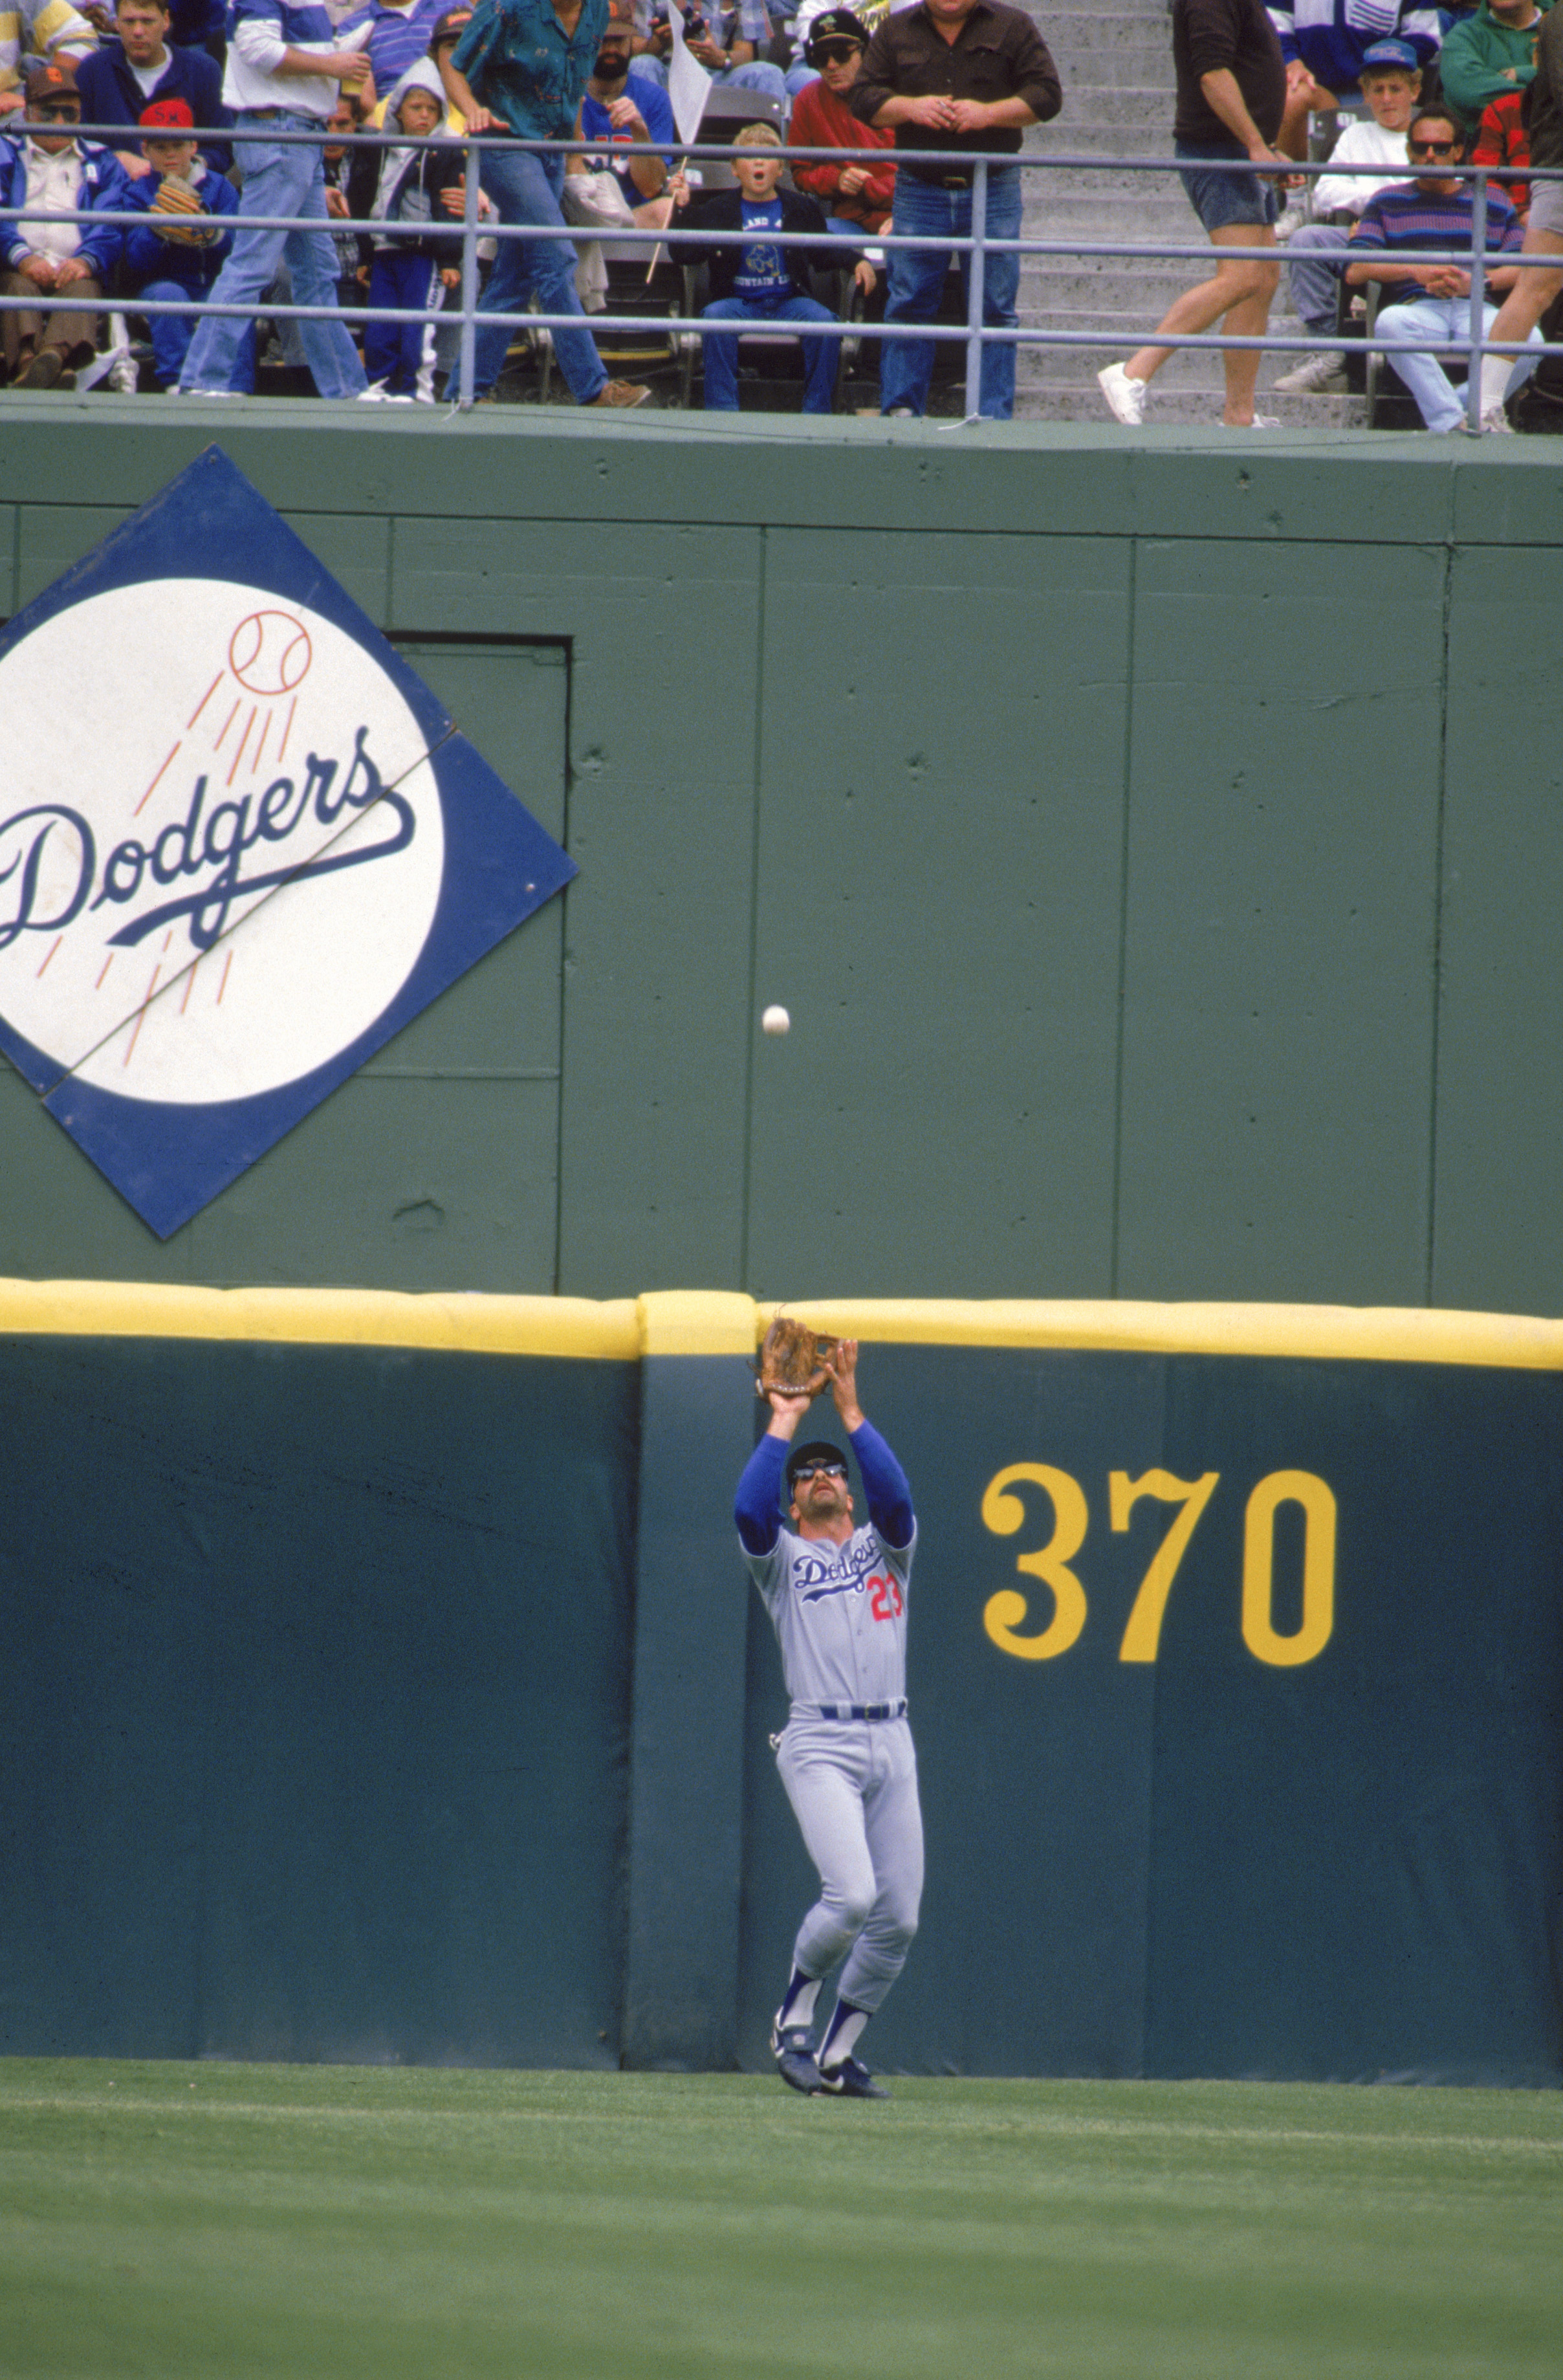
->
[1, 2062, 1558, 2379]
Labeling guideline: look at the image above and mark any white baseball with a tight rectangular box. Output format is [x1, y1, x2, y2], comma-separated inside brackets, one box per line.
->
[761, 1004, 791, 1037]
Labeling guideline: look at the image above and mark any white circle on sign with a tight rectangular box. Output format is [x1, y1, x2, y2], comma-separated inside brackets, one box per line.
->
[0, 577, 444, 1107]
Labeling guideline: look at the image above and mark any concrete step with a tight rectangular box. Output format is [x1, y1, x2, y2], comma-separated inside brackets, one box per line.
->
[1040, 8, 1178, 50]
[1052, 84, 1181, 126]
[1010, 334, 1324, 387]
[1042, 28, 1175, 70]
[1013, 381, 1368, 425]
[1014, 192, 1204, 231]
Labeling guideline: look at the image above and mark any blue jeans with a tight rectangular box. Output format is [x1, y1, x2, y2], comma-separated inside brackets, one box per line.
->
[700, 291, 837, 410]
[180, 113, 366, 397]
[1375, 296, 1539, 431]
[137, 277, 255, 390]
[474, 143, 606, 402]
[1287, 220, 1350, 335]
[879, 163, 1020, 419]
[635, 54, 786, 100]
[1174, 135, 1280, 233]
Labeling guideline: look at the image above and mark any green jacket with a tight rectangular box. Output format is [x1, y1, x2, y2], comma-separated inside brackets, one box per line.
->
[1439, 0, 1552, 130]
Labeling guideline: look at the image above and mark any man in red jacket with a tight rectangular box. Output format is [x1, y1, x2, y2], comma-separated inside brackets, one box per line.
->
[788, 8, 893, 237]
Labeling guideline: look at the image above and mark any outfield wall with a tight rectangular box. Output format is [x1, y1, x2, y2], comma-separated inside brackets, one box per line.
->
[2, 407, 1563, 1314]
[3, 1281, 1558, 2088]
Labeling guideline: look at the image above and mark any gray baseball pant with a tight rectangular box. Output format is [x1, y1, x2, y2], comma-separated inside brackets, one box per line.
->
[775, 1714, 923, 2013]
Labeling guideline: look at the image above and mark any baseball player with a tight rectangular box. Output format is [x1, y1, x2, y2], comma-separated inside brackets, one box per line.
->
[734, 1339, 921, 2099]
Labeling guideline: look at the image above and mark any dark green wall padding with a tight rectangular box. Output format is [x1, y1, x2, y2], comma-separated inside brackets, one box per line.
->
[1, 1307, 1558, 2088]
[1, 408, 1562, 1315]
[0, 1336, 639, 2067]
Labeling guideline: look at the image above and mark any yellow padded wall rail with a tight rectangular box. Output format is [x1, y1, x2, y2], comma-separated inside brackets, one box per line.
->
[0, 1277, 640, 1358]
[0, 1279, 1562, 1370]
[754, 1298, 1563, 1371]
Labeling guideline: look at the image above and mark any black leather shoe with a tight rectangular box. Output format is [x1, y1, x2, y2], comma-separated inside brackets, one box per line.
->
[818, 2055, 890, 2099]
[770, 2019, 822, 2095]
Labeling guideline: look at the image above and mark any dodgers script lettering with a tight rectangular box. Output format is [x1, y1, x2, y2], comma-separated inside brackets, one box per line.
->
[0, 727, 411, 958]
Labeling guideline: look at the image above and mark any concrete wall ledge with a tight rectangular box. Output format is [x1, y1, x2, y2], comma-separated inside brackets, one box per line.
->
[0, 395, 1558, 547]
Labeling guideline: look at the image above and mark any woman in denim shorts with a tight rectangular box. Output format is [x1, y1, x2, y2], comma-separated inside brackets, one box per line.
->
[1099, 0, 1295, 428]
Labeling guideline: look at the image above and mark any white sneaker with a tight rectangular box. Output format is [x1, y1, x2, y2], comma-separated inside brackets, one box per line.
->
[1222, 413, 1282, 428]
[1480, 401, 1513, 434]
[1098, 361, 1146, 425]
[1273, 351, 1348, 394]
[1273, 199, 1309, 243]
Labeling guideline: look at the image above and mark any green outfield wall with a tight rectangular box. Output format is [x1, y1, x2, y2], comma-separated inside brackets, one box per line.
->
[1, 406, 1562, 1313]
[1, 1281, 1558, 2087]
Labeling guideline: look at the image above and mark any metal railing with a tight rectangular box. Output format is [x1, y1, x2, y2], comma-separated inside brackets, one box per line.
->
[2, 117, 1560, 428]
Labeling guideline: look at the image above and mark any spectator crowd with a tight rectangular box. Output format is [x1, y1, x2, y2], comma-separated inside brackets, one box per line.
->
[0, 0, 1556, 428]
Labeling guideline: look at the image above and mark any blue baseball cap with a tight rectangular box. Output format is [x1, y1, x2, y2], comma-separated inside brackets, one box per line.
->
[1359, 39, 1419, 72]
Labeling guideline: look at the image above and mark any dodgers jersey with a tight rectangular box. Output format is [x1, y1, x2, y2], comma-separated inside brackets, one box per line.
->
[736, 1421, 917, 1711]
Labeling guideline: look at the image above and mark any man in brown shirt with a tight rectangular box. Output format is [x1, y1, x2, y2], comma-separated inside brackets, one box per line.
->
[850, 0, 1060, 418]
[1098, 0, 1292, 428]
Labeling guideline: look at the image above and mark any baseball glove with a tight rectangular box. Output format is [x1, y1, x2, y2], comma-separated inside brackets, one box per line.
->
[756, 1314, 838, 1401]
[151, 179, 215, 245]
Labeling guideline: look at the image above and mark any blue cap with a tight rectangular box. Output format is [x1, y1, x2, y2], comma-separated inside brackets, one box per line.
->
[1360, 38, 1419, 72]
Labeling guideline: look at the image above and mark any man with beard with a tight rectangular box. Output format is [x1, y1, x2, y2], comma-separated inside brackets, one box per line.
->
[562, 0, 673, 310]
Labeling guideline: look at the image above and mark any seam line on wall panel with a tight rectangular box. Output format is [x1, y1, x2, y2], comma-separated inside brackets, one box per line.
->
[1108, 536, 1136, 1300]
[1425, 542, 1452, 1308]
[738, 529, 767, 1293]
[555, 641, 576, 1297]
[358, 1067, 562, 1081]
[386, 631, 570, 650]
[386, 511, 395, 627]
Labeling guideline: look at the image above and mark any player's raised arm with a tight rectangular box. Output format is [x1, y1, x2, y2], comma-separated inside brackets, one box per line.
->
[825, 1340, 914, 1551]
[734, 1385, 811, 1554]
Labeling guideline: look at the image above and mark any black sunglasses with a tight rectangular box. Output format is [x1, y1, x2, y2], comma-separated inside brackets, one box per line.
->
[1408, 138, 1456, 155]
[792, 1460, 847, 1482]
[813, 40, 861, 60]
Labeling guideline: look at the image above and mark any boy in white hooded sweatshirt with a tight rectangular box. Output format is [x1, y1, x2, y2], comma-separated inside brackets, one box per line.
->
[349, 55, 463, 399]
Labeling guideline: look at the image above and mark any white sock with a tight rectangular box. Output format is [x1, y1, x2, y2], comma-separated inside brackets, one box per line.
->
[818, 2001, 868, 2072]
[1479, 355, 1511, 411]
[777, 1969, 820, 2031]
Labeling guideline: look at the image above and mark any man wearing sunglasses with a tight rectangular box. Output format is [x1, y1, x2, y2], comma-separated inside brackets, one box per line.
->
[788, 9, 895, 237]
[734, 1336, 921, 2100]
[1345, 104, 1540, 430]
[0, 58, 126, 386]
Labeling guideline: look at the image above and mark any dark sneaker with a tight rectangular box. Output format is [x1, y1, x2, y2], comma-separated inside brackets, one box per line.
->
[770, 2019, 822, 2096]
[818, 2056, 890, 2100]
[17, 346, 63, 390]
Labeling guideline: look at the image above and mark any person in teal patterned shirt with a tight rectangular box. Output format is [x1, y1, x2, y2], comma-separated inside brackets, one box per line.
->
[439, 0, 651, 403]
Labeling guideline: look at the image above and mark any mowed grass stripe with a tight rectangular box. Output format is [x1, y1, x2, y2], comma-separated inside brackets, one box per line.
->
[1, 2066, 1558, 2380]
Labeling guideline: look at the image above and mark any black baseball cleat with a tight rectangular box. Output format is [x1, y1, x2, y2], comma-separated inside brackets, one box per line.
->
[818, 2056, 890, 2100]
[771, 2020, 824, 2096]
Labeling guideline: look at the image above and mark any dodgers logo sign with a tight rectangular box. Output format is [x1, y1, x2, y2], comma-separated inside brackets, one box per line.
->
[0, 448, 575, 1239]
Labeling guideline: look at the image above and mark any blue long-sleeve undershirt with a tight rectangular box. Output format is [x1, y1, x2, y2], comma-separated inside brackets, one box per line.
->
[734, 1420, 915, 1556]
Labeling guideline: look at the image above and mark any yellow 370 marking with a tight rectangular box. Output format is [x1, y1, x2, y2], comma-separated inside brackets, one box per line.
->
[979, 1466, 1089, 1660]
[981, 1464, 1337, 1669]
[1109, 1469, 1221, 1662]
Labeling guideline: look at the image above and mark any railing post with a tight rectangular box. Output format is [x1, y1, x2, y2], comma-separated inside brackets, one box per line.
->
[457, 131, 482, 410]
[1465, 163, 1487, 432]
[965, 155, 987, 420]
